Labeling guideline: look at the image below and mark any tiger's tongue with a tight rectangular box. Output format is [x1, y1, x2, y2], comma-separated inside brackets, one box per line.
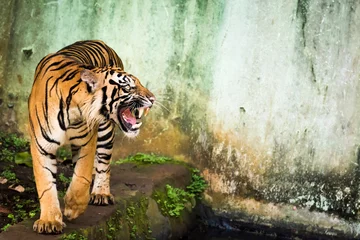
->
[123, 109, 136, 125]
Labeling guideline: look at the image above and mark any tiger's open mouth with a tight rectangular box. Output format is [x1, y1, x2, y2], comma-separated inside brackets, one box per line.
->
[118, 106, 150, 133]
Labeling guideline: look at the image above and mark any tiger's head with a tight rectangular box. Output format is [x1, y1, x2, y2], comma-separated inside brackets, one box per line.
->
[80, 66, 155, 138]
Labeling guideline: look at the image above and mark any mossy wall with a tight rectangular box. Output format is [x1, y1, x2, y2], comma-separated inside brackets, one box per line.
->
[1, 0, 360, 224]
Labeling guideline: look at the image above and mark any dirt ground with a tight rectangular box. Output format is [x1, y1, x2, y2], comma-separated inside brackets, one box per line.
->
[0, 132, 74, 232]
[0, 160, 74, 233]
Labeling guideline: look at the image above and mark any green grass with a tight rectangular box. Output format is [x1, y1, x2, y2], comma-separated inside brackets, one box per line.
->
[115, 153, 173, 165]
[61, 232, 88, 240]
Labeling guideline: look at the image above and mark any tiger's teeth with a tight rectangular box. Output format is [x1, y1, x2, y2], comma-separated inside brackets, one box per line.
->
[138, 108, 144, 118]
[132, 122, 142, 129]
[144, 108, 150, 117]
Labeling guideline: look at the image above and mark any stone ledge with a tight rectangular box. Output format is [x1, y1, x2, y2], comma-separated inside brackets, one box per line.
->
[0, 163, 195, 240]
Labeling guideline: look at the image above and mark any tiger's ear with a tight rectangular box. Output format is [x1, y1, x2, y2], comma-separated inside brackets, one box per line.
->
[80, 69, 102, 93]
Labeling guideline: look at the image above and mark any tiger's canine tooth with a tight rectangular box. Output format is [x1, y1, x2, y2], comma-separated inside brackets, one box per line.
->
[138, 108, 144, 118]
[144, 108, 150, 117]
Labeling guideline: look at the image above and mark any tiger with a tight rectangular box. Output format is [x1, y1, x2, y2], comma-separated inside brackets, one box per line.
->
[28, 40, 155, 234]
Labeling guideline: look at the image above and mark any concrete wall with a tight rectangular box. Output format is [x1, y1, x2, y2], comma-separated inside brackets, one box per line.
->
[1, 0, 360, 231]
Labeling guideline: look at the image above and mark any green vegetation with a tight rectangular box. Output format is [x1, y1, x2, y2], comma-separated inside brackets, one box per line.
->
[14, 152, 32, 167]
[154, 167, 207, 217]
[58, 173, 72, 198]
[59, 172, 72, 184]
[125, 198, 154, 240]
[0, 133, 40, 232]
[115, 153, 173, 165]
[61, 232, 88, 240]
[1, 196, 40, 232]
[0, 132, 29, 162]
[56, 146, 72, 162]
[186, 168, 208, 199]
[0, 169, 17, 182]
[1, 223, 11, 232]
[116, 153, 208, 218]
[154, 184, 194, 217]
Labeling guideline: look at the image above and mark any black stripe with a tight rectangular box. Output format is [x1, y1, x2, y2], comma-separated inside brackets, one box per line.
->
[57, 98, 66, 130]
[69, 130, 90, 141]
[96, 141, 113, 149]
[97, 153, 112, 160]
[65, 81, 81, 124]
[44, 167, 57, 180]
[35, 110, 60, 145]
[97, 130, 113, 142]
[109, 88, 118, 113]
[100, 86, 109, 118]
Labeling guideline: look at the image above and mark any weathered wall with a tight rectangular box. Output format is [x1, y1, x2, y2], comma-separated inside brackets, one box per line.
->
[1, 0, 360, 232]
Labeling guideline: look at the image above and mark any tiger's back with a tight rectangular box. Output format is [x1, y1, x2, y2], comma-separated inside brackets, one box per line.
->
[57, 40, 124, 68]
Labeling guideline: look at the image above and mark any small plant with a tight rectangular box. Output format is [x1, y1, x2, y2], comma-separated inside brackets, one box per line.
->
[8, 198, 40, 224]
[154, 184, 194, 217]
[153, 168, 207, 217]
[1, 169, 17, 182]
[7, 214, 15, 224]
[115, 153, 173, 165]
[58, 173, 72, 198]
[130, 225, 137, 239]
[107, 221, 116, 239]
[0, 132, 29, 162]
[61, 232, 88, 240]
[186, 169, 208, 198]
[59, 173, 72, 184]
[1, 223, 11, 232]
[56, 146, 72, 162]
[58, 190, 66, 198]
[126, 206, 136, 218]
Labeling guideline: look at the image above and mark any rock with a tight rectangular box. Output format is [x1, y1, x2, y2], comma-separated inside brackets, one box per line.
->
[0, 177, 7, 184]
[146, 198, 171, 239]
[8, 184, 25, 193]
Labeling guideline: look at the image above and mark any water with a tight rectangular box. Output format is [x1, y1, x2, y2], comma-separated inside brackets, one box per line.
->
[185, 226, 277, 240]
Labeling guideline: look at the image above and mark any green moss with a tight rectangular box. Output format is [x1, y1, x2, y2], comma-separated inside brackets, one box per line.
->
[153, 168, 207, 217]
[154, 184, 194, 218]
[61, 232, 88, 240]
[3, 197, 40, 229]
[186, 168, 208, 199]
[125, 197, 153, 240]
[115, 153, 175, 165]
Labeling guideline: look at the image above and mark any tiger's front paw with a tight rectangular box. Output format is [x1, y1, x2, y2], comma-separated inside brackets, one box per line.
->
[33, 218, 65, 234]
[64, 190, 89, 220]
[89, 193, 115, 206]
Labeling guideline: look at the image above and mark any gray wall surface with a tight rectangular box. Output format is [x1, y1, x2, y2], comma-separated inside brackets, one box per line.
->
[1, 0, 360, 233]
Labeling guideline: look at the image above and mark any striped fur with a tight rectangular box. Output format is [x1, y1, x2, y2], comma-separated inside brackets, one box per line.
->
[28, 40, 154, 234]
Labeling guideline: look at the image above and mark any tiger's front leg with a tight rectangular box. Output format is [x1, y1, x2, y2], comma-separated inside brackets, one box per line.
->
[89, 121, 115, 205]
[64, 132, 97, 220]
[31, 141, 64, 234]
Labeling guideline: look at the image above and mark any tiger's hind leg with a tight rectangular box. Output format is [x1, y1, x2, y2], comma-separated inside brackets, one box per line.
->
[64, 132, 97, 220]
[89, 121, 115, 205]
[31, 140, 64, 234]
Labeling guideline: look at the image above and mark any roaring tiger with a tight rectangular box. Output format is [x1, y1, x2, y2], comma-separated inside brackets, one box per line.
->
[28, 40, 155, 234]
